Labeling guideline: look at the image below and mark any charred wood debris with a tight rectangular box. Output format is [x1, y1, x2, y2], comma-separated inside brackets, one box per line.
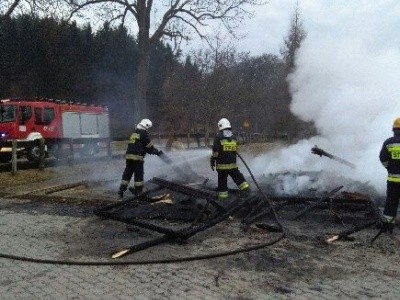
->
[93, 147, 388, 259]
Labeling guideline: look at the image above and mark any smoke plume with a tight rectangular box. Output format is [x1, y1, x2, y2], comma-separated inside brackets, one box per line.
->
[250, 1, 400, 196]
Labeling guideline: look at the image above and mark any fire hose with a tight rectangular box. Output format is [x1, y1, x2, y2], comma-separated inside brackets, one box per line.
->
[311, 145, 356, 169]
[237, 152, 285, 233]
[0, 235, 285, 265]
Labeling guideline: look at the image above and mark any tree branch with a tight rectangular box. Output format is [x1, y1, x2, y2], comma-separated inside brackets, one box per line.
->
[0, 0, 23, 21]
[67, 0, 138, 21]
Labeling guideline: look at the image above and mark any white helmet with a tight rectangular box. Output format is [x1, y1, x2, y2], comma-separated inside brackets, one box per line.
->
[218, 118, 231, 130]
[137, 118, 153, 130]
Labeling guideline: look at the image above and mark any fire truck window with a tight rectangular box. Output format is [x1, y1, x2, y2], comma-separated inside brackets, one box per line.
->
[20, 106, 32, 124]
[0, 105, 16, 122]
[43, 108, 55, 124]
[34, 108, 43, 124]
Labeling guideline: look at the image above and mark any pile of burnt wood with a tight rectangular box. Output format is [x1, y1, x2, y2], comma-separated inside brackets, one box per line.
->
[94, 176, 385, 258]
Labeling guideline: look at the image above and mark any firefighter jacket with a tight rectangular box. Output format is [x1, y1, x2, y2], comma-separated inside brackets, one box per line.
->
[126, 128, 158, 161]
[211, 129, 239, 170]
[380, 131, 400, 183]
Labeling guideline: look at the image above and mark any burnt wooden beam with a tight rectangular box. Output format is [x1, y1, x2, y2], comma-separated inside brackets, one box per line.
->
[325, 221, 376, 244]
[365, 196, 389, 244]
[97, 210, 178, 236]
[110, 196, 259, 258]
[242, 200, 291, 226]
[179, 197, 257, 238]
[291, 185, 344, 220]
[44, 182, 88, 194]
[150, 177, 217, 200]
[112, 235, 171, 259]
[150, 177, 224, 212]
[93, 186, 164, 214]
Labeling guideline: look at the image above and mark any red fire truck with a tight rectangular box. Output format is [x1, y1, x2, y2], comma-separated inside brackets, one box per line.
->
[0, 98, 110, 163]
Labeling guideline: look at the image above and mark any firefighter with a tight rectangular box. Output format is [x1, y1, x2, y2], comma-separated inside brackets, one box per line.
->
[210, 118, 250, 200]
[379, 117, 400, 232]
[118, 118, 163, 198]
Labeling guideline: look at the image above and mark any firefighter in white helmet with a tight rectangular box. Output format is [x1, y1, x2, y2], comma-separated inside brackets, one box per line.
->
[378, 117, 400, 231]
[210, 118, 250, 200]
[118, 118, 163, 198]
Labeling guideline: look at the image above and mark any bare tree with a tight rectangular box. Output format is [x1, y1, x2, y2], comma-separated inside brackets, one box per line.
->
[279, 1, 312, 140]
[187, 43, 243, 144]
[232, 53, 286, 134]
[0, 0, 69, 22]
[280, 1, 306, 71]
[65, 0, 266, 124]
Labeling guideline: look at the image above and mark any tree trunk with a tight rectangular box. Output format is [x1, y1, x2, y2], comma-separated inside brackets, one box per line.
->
[165, 131, 176, 151]
[134, 0, 151, 123]
[135, 50, 150, 122]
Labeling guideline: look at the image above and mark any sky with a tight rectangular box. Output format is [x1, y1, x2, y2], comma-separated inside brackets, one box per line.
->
[180, 0, 296, 56]
[184, 0, 314, 56]
[220, 0, 297, 56]
[234, 0, 400, 196]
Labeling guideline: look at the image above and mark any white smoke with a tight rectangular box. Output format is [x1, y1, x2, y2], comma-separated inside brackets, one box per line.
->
[250, 1, 400, 196]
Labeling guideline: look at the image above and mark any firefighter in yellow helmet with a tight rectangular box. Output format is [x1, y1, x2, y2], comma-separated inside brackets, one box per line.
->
[118, 119, 163, 198]
[210, 118, 250, 200]
[378, 117, 400, 232]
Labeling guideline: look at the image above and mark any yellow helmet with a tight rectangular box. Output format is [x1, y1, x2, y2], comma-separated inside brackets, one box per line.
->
[393, 118, 400, 129]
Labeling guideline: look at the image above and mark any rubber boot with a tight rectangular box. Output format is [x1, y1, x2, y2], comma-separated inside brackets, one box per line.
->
[128, 186, 138, 195]
[129, 186, 144, 196]
[118, 185, 127, 198]
[239, 187, 251, 199]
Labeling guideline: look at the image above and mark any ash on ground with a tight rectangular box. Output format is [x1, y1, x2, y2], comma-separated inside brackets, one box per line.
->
[256, 171, 384, 204]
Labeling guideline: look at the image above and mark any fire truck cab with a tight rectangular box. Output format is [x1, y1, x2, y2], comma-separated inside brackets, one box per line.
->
[0, 98, 110, 163]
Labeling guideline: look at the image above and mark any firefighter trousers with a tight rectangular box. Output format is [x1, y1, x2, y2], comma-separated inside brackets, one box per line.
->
[384, 181, 400, 218]
[119, 159, 144, 193]
[217, 168, 249, 200]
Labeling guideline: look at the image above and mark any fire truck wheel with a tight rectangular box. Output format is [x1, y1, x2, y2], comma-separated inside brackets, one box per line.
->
[27, 146, 41, 162]
[0, 153, 12, 163]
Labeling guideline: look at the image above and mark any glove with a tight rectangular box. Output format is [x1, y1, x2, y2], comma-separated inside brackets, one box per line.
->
[210, 157, 216, 171]
[151, 148, 163, 156]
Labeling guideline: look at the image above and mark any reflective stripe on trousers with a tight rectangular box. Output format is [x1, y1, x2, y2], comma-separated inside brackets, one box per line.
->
[126, 154, 144, 160]
[239, 181, 249, 190]
[218, 191, 229, 200]
[216, 163, 237, 170]
[134, 181, 144, 187]
[388, 176, 400, 183]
